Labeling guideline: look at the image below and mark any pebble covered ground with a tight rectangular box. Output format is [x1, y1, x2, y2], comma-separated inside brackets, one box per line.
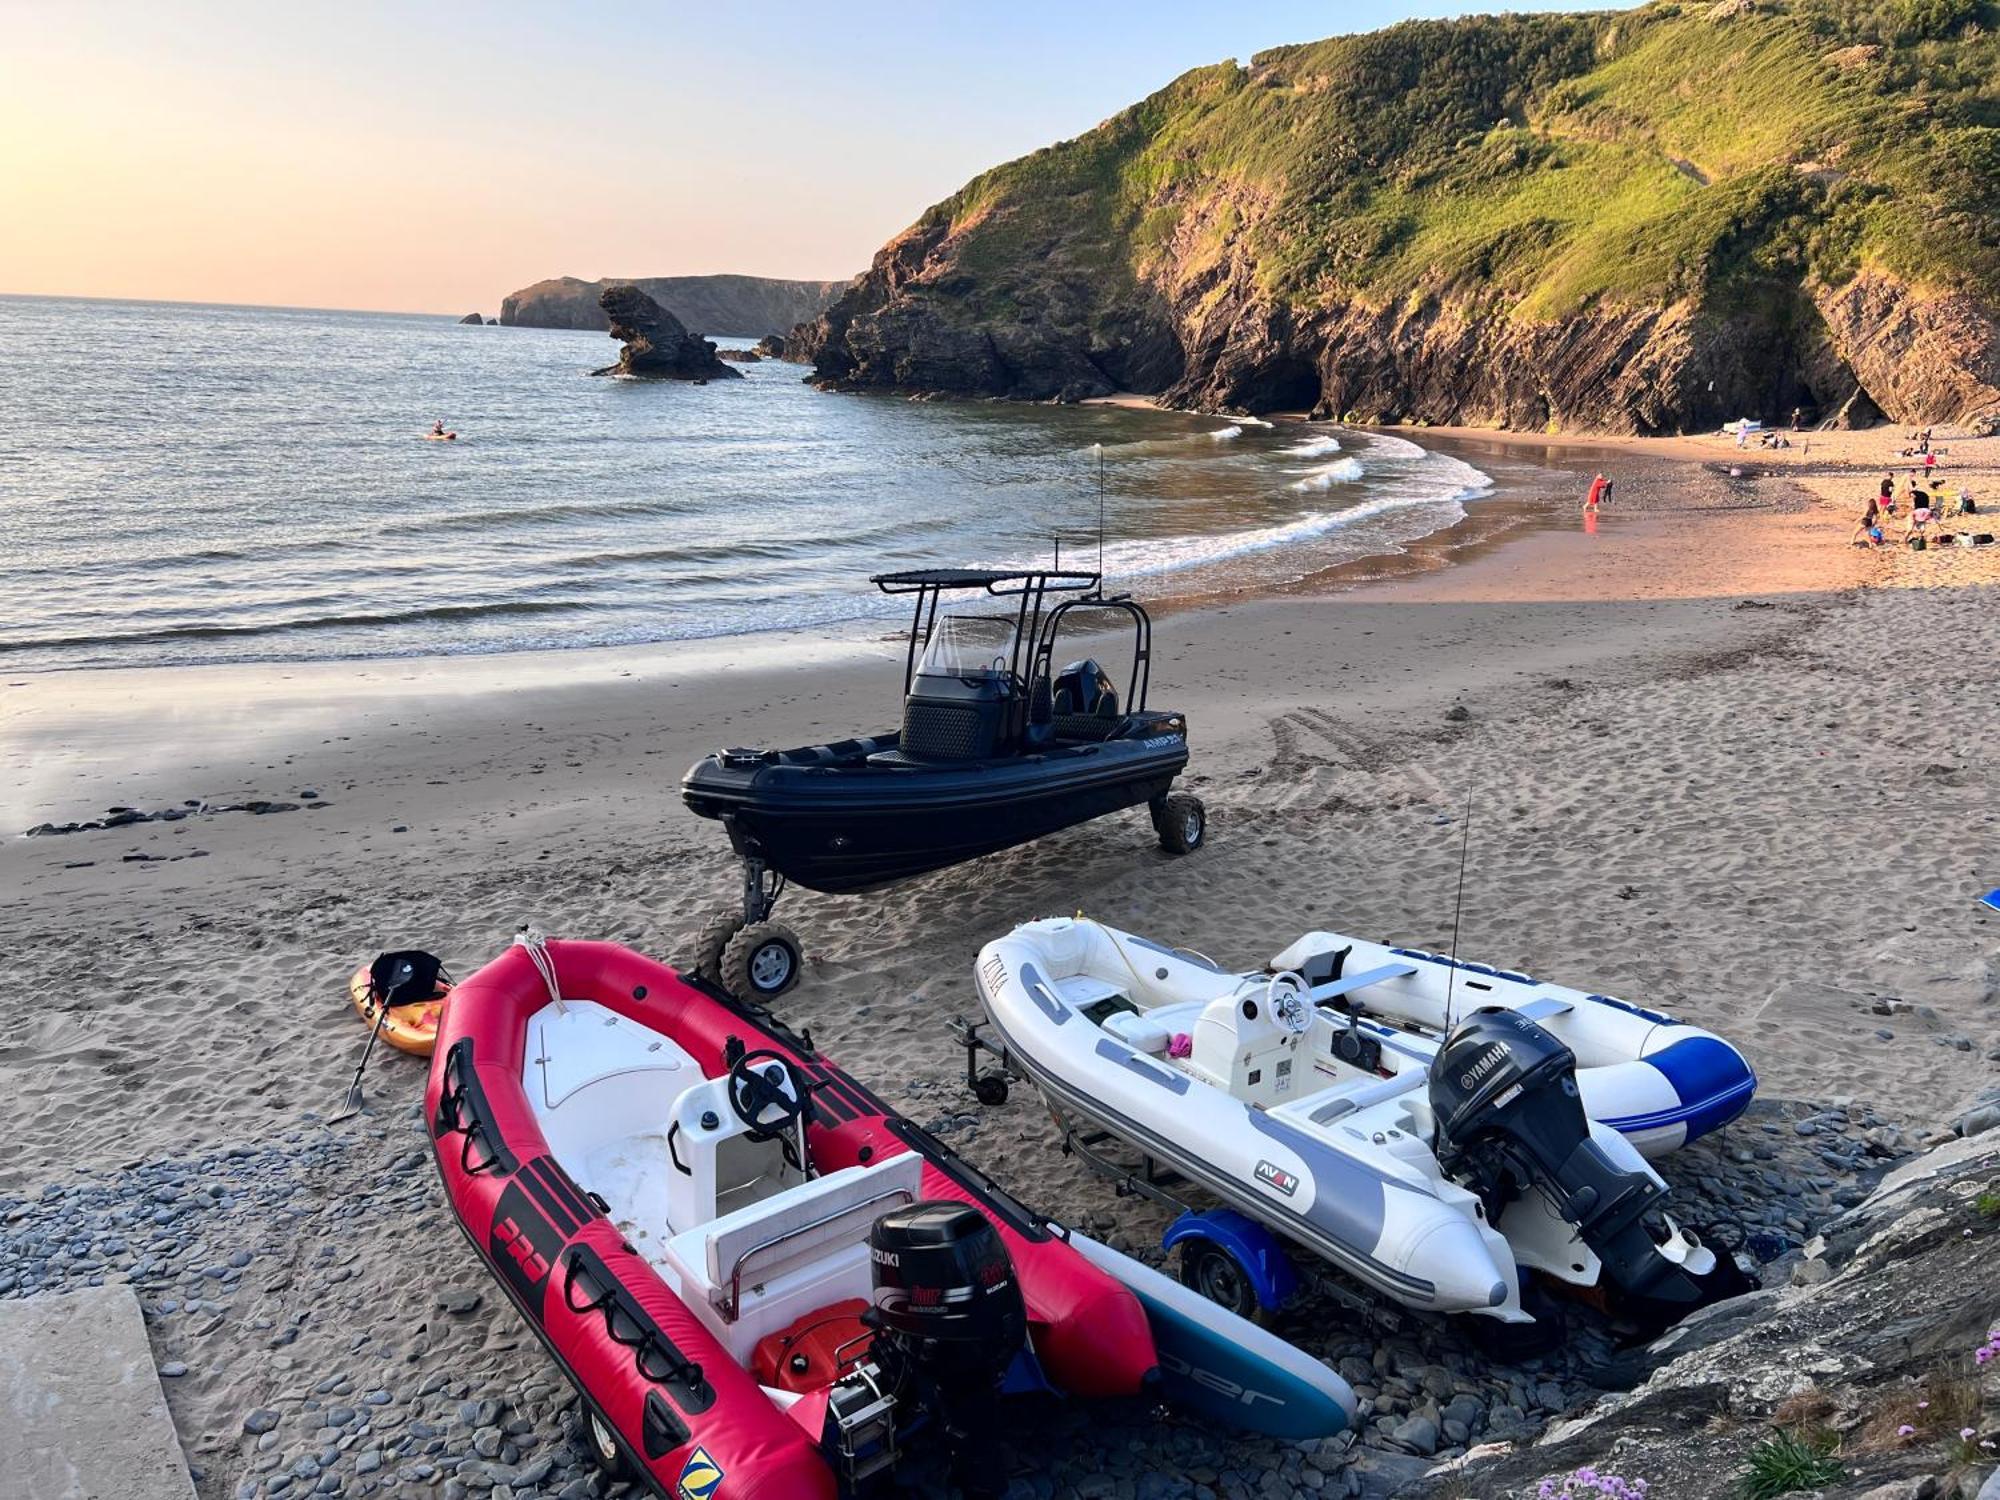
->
[0, 1082, 1910, 1500]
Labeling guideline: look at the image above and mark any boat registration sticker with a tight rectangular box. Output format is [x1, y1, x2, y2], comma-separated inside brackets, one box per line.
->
[677, 1446, 724, 1499]
[1255, 1160, 1299, 1197]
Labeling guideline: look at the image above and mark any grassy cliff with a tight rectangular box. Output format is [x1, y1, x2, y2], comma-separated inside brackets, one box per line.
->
[800, 0, 2000, 431]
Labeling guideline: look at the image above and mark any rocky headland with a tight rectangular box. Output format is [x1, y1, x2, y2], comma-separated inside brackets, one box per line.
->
[501, 273, 851, 338]
[794, 1, 2000, 433]
[589, 284, 740, 380]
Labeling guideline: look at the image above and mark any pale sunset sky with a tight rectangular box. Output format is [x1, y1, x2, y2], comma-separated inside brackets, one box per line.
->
[1, 1, 1629, 315]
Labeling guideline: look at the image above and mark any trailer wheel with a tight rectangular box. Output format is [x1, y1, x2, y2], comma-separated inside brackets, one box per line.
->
[584, 1412, 636, 1482]
[972, 1072, 1010, 1107]
[1155, 793, 1207, 855]
[1178, 1238, 1262, 1323]
[685, 907, 743, 984]
[721, 921, 804, 1001]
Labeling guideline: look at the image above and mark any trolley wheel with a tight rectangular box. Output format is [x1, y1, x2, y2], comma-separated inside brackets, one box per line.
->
[1154, 792, 1207, 855]
[720, 921, 804, 1001]
[1177, 1238, 1263, 1324]
[583, 1411, 636, 1482]
[686, 907, 744, 984]
[972, 1072, 1010, 1107]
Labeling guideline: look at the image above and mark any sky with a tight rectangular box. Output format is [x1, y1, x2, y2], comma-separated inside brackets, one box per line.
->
[0, 1, 1634, 315]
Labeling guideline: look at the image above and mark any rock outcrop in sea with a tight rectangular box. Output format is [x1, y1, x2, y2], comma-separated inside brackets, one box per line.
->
[456, 312, 484, 326]
[794, 4, 2000, 432]
[590, 285, 740, 381]
[501, 273, 852, 338]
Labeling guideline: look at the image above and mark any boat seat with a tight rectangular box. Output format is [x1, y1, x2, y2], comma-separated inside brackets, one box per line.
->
[1307, 962, 1418, 1010]
[1143, 999, 1210, 1036]
[662, 1153, 923, 1366]
[1051, 974, 1128, 1011]
[1101, 1009, 1171, 1054]
[1306, 1070, 1426, 1124]
[1513, 997, 1574, 1022]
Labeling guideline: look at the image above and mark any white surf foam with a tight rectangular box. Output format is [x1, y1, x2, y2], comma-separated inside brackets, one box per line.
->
[1290, 456, 1366, 490]
[1284, 435, 1343, 457]
[1207, 424, 1243, 441]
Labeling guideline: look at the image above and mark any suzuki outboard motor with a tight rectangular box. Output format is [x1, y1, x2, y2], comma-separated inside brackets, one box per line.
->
[847, 1201, 1026, 1494]
[1428, 1010, 1711, 1314]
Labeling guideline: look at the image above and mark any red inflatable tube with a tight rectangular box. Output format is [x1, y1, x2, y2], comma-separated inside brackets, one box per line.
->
[425, 940, 1155, 1498]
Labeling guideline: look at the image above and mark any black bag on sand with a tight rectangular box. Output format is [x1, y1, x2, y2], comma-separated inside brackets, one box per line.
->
[1908, 534, 1927, 551]
[1974, 533, 1996, 546]
[369, 950, 445, 1006]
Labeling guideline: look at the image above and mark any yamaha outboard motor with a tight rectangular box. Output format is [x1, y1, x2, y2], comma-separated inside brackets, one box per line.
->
[1428, 1010, 1711, 1315]
[848, 1201, 1025, 1495]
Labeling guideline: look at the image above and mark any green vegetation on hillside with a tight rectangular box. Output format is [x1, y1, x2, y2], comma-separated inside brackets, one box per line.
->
[920, 0, 2000, 326]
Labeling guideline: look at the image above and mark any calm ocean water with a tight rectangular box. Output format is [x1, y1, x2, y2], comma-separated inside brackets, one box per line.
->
[0, 296, 1493, 672]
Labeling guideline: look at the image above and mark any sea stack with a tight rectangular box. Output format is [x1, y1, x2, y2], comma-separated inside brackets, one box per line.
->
[457, 312, 485, 325]
[590, 285, 741, 380]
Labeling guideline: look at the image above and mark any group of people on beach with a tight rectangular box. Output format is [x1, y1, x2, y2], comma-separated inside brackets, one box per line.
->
[1854, 464, 1977, 547]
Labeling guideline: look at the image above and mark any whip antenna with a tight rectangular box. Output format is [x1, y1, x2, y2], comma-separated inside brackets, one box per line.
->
[1441, 750, 1476, 1035]
[1094, 442, 1106, 582]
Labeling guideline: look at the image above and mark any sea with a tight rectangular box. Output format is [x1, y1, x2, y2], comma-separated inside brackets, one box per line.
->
[0, 295, 1498, 673]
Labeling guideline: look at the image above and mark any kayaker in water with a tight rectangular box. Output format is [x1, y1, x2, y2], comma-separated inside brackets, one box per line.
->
[431, 419, 447, 437]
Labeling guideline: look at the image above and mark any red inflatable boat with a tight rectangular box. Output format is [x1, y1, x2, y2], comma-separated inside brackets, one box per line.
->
[425, 939, 1157, 1498]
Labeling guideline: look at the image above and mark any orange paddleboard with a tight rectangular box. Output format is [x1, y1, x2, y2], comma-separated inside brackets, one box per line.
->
[347, 962, 451, 1056]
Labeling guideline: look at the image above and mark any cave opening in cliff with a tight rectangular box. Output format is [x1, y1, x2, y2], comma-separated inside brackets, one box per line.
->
[1238, 356, 1322, 416]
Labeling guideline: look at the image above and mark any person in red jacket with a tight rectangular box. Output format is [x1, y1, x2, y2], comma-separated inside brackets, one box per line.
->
[1583, 473, 1612, 512]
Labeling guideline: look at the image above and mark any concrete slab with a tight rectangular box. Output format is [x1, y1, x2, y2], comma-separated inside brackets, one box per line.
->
[1, 1285, 197, 1500]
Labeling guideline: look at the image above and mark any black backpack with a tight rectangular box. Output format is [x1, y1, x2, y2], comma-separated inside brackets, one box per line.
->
[367, 950, 446, 1007]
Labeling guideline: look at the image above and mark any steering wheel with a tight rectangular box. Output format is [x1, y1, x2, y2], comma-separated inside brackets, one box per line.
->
[1266, 971, 1313, 1036]
[727, 1049, 810, 1142]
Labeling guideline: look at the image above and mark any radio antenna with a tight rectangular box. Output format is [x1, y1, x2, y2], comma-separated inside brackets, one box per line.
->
[1441, 751, 1476, 1035]
[1094, 442, 1106, 583]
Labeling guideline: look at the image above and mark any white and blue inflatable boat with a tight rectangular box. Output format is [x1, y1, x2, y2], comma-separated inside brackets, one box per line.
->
[1263, 931, 1758, 1159]
[975, 918, 1757, 1328]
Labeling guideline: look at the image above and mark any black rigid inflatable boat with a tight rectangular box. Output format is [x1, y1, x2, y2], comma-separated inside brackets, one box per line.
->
[682, 568, 1207, 1000]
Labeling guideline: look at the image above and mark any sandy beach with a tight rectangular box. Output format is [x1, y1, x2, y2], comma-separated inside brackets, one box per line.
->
[4, 427, 1997, 1498]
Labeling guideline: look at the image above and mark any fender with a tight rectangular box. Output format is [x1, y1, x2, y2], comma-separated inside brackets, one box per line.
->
[1163, 1208, 1300, 1313]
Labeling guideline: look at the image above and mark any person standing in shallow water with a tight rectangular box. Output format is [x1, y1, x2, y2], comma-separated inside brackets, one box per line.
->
[1583, 473, 1611, 512]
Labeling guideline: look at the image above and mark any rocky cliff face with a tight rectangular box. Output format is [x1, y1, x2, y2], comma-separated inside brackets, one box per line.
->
[590, 285, 740, 380]
[796, 4, 2000, 432]
[502, 274, 852, 338]
[1403, 1128, 2000, 1500]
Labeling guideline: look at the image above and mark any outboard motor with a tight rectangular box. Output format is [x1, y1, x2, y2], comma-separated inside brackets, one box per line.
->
[832, 1202, 1026, 1494]
[1428, 1011, 1712, 1315]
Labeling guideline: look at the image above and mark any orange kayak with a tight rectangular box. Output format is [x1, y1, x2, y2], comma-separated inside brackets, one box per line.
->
[347, 962, 451, 1056]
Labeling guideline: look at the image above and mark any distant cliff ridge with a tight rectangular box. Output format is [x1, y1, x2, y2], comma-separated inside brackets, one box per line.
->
[796, 2, 2000, 433]
[501, 274, 853, 338]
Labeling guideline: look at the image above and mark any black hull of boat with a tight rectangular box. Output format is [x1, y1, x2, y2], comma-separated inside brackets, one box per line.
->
[682, 731, 1189, 894]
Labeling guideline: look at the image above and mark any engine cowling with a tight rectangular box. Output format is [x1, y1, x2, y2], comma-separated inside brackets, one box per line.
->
[1428, 1011, 1708, 1311]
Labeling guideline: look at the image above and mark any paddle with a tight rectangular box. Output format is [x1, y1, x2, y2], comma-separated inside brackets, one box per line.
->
[332, 950, 442, 1122]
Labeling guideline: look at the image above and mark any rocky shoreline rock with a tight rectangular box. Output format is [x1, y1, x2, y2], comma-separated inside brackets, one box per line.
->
[589, 286, 739, 381]
[1404, 1132, 2000, 1499]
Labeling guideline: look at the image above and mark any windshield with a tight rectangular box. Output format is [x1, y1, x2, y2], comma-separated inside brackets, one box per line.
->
[917, 613, 1017, 678]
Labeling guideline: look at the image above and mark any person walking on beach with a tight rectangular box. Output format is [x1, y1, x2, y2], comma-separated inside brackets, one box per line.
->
[1583, 473, 1611, 512]
[1853, 497, 1883, 546]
